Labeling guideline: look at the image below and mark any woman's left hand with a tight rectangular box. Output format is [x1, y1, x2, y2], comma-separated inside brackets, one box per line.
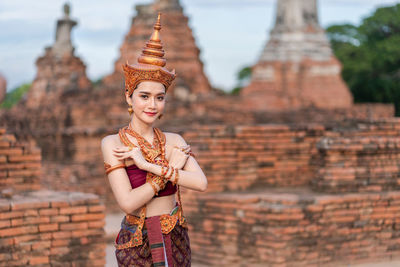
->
[113, 146, 149, 171]
[168, 145, 191, 170]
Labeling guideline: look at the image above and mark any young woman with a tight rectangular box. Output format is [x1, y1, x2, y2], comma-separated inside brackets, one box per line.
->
[101, 13, 207, 267]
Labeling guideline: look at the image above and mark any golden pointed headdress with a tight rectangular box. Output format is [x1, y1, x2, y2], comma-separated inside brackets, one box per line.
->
[123, 13, 176, 96]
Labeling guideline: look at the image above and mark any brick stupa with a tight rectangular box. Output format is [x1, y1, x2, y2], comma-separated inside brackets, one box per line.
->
[241, 0, 353, 111]
[103, 0, 211, 101]
[26, 3, 91, 109]
[0, 73, 6, 104]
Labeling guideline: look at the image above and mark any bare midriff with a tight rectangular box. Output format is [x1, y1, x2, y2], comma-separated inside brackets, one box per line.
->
[130, 194, 177, 218]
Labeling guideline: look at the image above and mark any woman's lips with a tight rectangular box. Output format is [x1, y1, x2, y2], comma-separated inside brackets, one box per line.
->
[144, 112, 157, 117]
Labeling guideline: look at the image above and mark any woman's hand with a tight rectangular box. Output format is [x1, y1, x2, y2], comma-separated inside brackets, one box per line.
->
[113, 146, 149, 171]
[168, 145, 191, 170]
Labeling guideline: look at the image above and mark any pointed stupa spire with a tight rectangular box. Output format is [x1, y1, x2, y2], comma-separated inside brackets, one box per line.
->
[137, 12, 166, 67]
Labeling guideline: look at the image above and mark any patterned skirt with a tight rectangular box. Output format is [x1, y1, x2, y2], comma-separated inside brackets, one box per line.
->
[115, 215, 191, 267]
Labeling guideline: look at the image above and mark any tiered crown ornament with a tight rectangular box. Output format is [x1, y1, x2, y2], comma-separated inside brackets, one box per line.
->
[123, 13, 176, 96]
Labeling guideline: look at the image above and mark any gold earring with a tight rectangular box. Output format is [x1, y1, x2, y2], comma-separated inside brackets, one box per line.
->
[158, 114, 163, 119]
[128, 105, 133, 115]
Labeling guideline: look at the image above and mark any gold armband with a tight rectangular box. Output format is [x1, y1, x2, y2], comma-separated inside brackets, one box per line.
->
[104, 162, 126, 175]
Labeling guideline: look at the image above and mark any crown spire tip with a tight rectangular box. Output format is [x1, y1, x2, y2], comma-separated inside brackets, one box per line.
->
[154, 12, 161, 30]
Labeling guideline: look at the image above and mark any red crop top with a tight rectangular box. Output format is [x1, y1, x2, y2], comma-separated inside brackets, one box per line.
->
[125, 164, 177, 197]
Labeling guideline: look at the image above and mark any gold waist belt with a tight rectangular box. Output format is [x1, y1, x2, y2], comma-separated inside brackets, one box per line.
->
[115, 206, 187, 250]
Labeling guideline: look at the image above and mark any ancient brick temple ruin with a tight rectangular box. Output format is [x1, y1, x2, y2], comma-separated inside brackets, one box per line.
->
[183, 119, 400, 266]
[25, 3, 91, 109]
[241, 0, 353, 111]
[103, 0, 211, 101]
[1, 0, 400, 266]
[0, 127, 106, 266]
[0, 73, 6, 104]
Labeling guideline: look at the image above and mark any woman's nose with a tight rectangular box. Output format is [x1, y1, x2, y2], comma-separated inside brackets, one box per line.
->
[149, 97, 157, 108]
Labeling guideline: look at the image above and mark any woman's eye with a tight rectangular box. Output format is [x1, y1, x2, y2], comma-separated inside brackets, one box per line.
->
[141, 95, 148, 99]
[158, 96, 165, 101]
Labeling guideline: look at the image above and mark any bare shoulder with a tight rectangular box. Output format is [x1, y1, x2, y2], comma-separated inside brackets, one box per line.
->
[101, 134, 120, 151]
[163, 132, 187, 147]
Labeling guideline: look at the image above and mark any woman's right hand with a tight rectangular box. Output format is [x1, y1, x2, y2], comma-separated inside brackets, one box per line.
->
[113, 146, 150, 171]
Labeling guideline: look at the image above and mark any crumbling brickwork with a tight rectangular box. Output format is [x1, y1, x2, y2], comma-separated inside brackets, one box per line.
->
[0, 191, 105, 267]
[182, 118, 400, 266]
[0, 128, 41, 193]
[0, 128, 106, 266]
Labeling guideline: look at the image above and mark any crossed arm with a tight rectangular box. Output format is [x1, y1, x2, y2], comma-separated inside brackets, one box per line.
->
[101, 133, 207, 214]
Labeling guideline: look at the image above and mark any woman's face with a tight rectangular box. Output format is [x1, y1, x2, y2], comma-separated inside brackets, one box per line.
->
[126, 81, 166, 125]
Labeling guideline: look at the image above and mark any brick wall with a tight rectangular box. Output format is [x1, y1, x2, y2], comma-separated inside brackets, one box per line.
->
[183, 124, 324, 191]
[182, 118, 400, 266]
[0, 128, 41, 193]
[0, 127, 106, 266]
[314, 136, 400, 193]
[0, 190, 105, 266]
[187, 191, 400, 266]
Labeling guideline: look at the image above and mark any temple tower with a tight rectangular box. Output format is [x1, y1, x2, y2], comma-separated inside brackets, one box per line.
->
[52, 3, 77, 58]
[0, 73, 6, 104]
[26, 3, 90, 108]
[103, 0, 211, 102]
[241, 0, 353, 111]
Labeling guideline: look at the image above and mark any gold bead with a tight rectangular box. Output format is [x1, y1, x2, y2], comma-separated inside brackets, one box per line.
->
[128, 105, 133, 115]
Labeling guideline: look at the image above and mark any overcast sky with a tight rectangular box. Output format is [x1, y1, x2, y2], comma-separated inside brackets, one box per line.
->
[0, 0, 399, 91]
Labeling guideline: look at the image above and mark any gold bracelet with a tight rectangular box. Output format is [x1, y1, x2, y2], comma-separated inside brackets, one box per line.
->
[161, 165, 168, 178]
[104, 162, 126, 175]
[172, 168, 179, 186]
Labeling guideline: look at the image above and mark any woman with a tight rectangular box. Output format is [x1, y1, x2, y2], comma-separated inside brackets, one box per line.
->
[101, 13, 207, 267]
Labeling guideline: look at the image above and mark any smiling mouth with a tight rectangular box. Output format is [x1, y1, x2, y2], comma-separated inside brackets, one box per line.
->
[144, 112, 157, 116]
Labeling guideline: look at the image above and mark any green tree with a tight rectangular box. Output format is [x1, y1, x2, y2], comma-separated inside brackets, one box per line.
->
[326, 4, 400, 116]
[0, 83, 31, 109]
[231, 66, 251, 95]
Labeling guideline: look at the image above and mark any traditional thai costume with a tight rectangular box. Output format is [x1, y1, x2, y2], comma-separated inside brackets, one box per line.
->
[106, 13, 191, 267]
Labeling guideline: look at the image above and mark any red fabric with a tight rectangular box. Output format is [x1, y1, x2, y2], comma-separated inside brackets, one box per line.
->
[164, 233, 174, 265]
[145, 216, 166, 266]
[125, 165, 177, 197]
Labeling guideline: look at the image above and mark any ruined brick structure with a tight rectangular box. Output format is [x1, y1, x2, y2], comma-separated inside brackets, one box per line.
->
[25, 3, 91, 109]
[182, 118, 400, 266]
[241, 0, 353, 111]
[0, 127, 106, 266]
[103, 0, 211, 102]
[0, 74, 6, 104]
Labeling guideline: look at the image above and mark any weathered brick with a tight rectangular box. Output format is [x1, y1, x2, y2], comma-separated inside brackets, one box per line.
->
[29, 256, 49, 265]
[8, 154, 41, 162]
[0, 225, 38, 237]
[39, 223, 59, 232]
[71, 213, 104, 222]
[50, 215, 70, 223]
[59, 206, 87, 215]
[39, 208, 59, 216]
[0, 211, 24, 220]
[31, 240, 51, 250]
[88, 205, 105, 213]
[60, 222, 88, 231]
[11, 201, 49, 211]
[52, 231, 72, 240]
